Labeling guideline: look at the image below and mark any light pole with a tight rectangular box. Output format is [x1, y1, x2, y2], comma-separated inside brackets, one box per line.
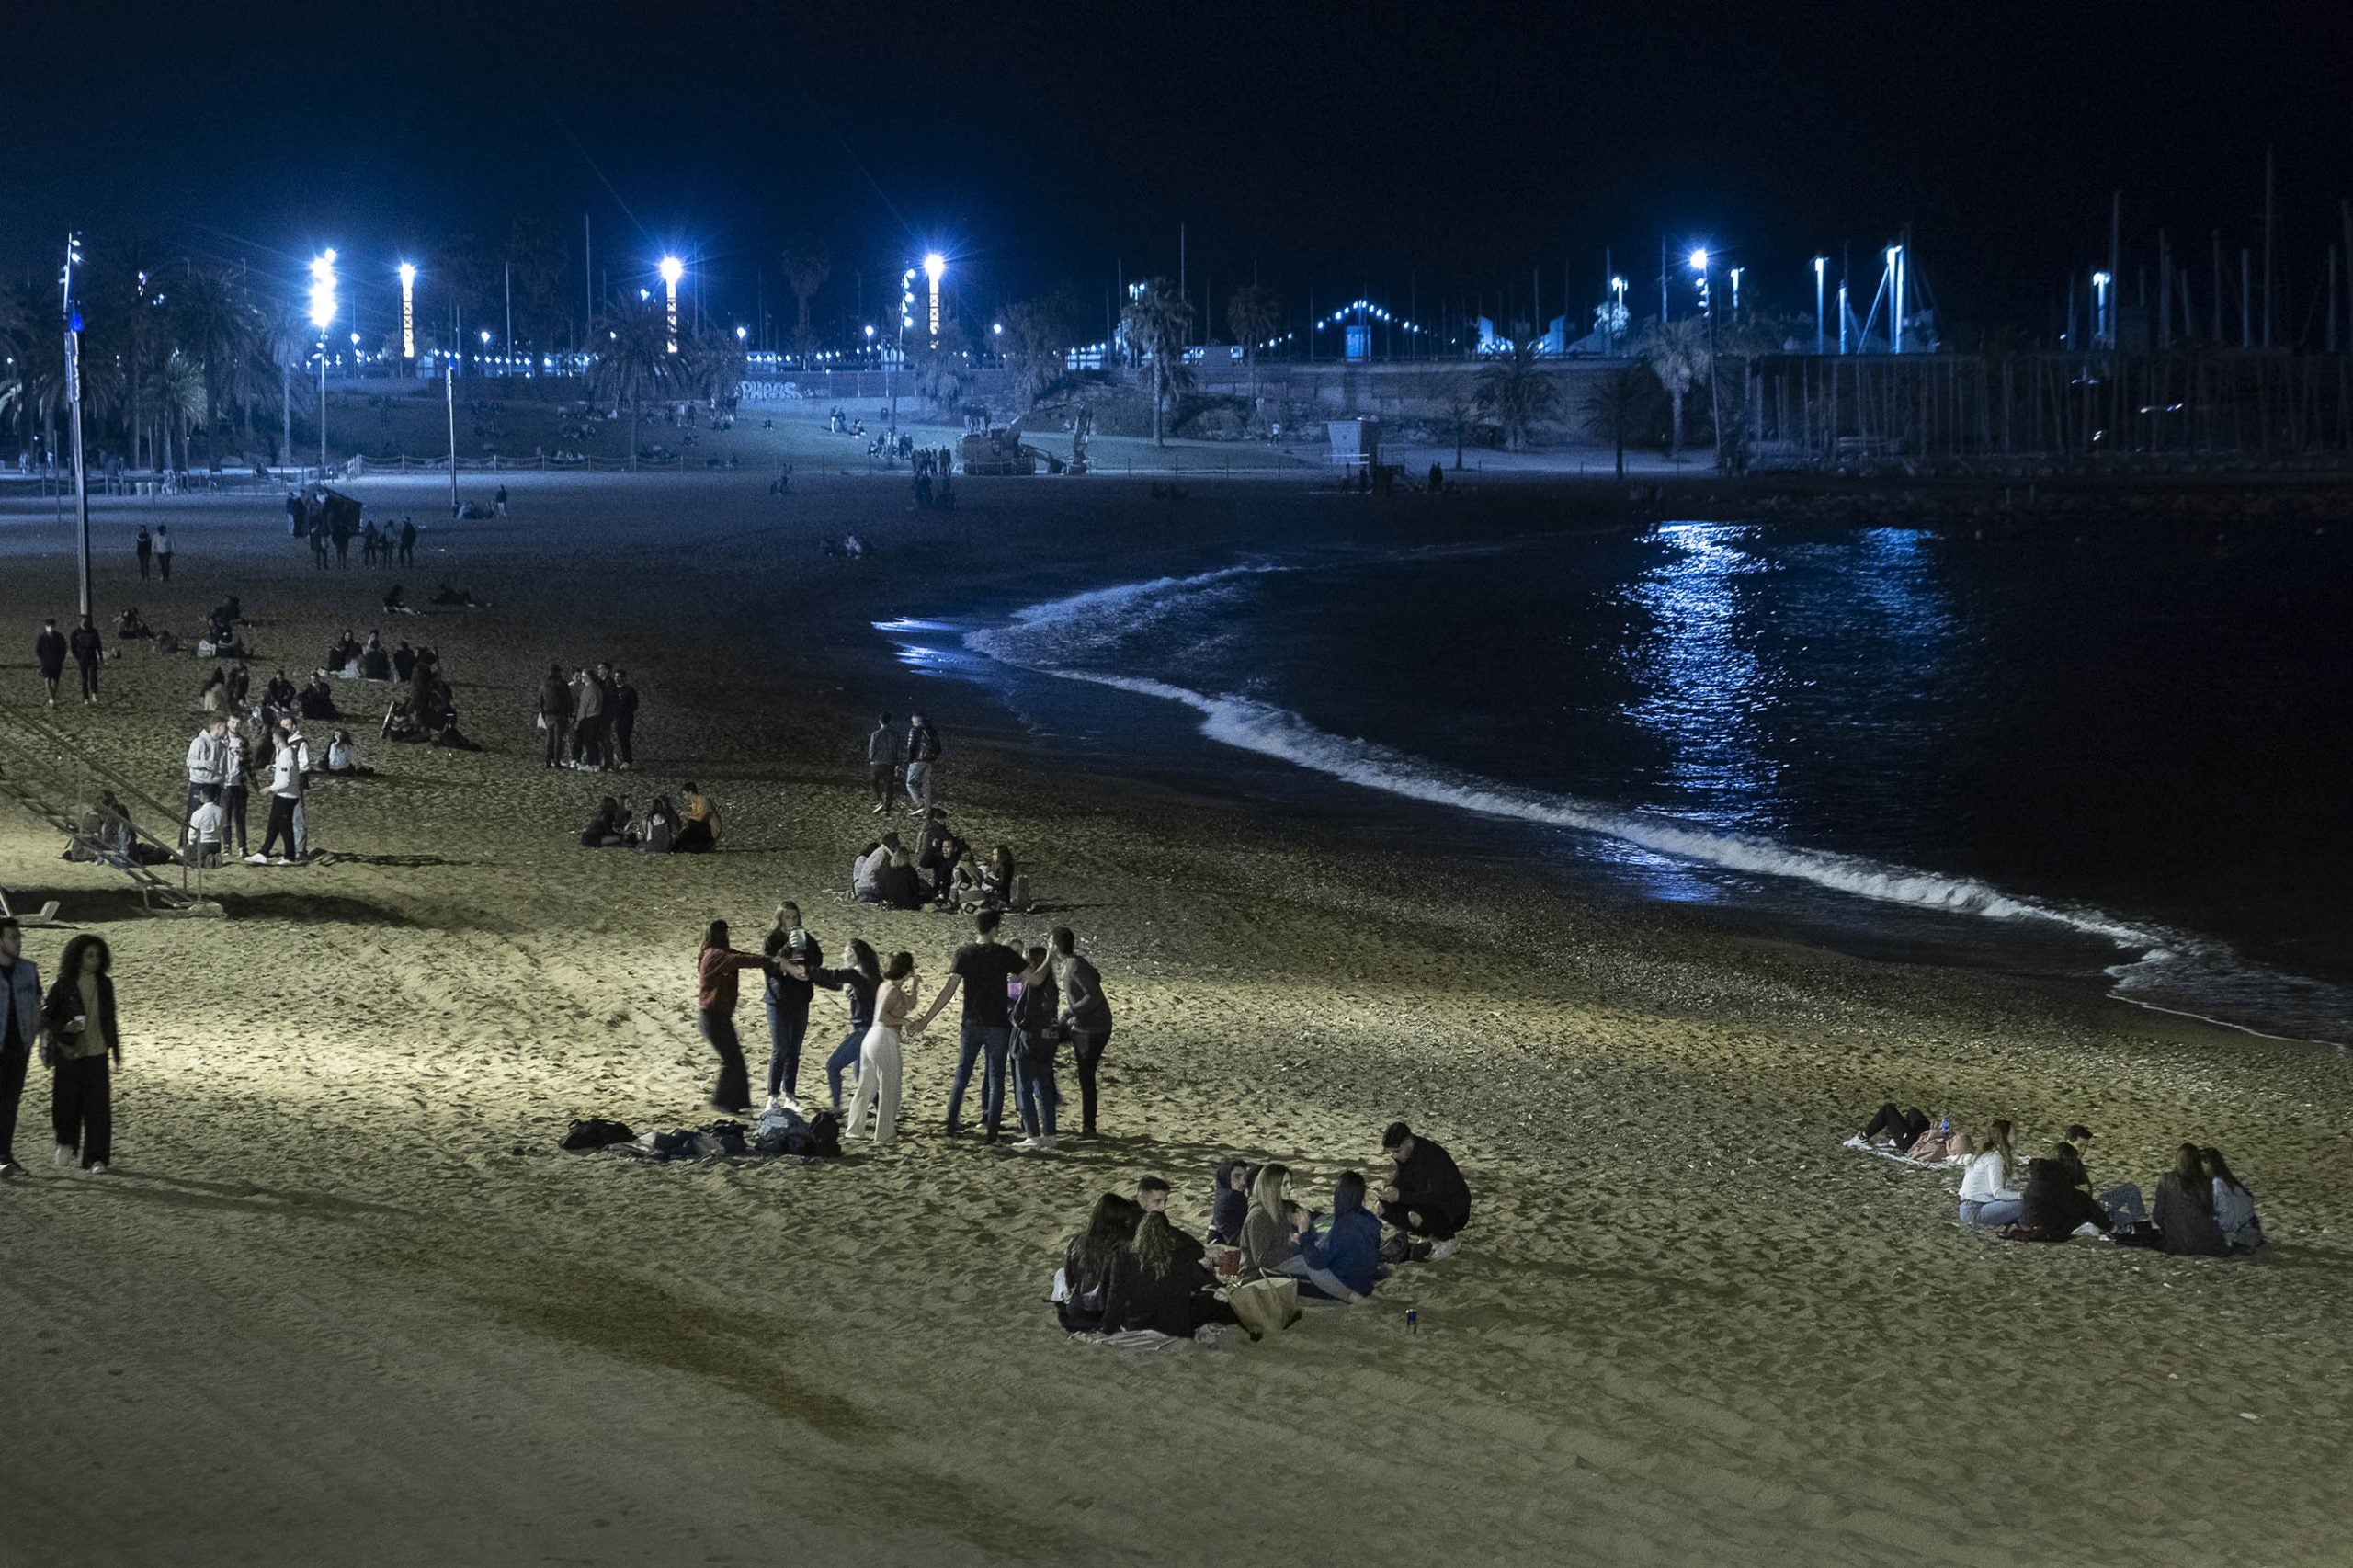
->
[398, 262, 417, 366]
[1813, 256, 1826, 355]
[1690, 248, 1722, 472]
[309, 250, 337, 474]
[1885, 244, 1905, 353]
[2091, 270, 2113, 350]
[892, 267, 916, 437]
[1609, 275, 1627, 354]
[923, 251, 946, 347]
[62, 232, 92, 618]
[1729, 267, 1743, 315]
[659, 255, 683, 354]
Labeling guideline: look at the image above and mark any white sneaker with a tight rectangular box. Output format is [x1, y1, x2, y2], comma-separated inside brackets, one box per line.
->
[85, 1161, 107, 1175]
[51, 1143, 74, 1168]
[244, 853, 268, 865]
[870, 803, 887, 814]
[1010, 1135, 1043, 1151]
[1428, 1238, 1460, 1262]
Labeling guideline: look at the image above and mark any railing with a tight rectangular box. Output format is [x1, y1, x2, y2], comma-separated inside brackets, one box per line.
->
[0, 710, 222, 917]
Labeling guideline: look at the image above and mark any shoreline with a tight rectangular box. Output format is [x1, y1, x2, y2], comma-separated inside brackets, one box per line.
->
[3, 471, 2349, 1564]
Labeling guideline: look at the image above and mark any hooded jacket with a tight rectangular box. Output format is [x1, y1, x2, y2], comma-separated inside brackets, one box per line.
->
[1299, 1186, 1382, 1297]
[1208, 1161, 1250, 1245]
[2013, 1157, 2111, 1241]
[1391, 1135, 1472, 1233]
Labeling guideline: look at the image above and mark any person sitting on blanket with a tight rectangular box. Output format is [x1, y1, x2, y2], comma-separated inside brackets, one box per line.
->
[1207, 1157, 1253, 1246]
[1378, 1120, 1471, 1260]
[1293, 1172, 1383, 1301]
[1101, 1209, 1238, 1340]
[1957, 1120, 2026, 1229]
[1057, 1193, 1142, 1335]
[2002, 1146, 2116, 1242]
[1860, 1101, 1931, 1153]
[1237, 1165, 1362, 1301]
[2203, 1147, 2264, 1252]
[580, 796, 632, 848]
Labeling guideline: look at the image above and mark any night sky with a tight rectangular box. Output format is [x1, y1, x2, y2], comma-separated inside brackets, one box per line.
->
[6, 0, 2349, 342]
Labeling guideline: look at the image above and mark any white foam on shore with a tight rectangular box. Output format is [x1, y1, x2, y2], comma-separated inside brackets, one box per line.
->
[966, 565, 2350, 1045]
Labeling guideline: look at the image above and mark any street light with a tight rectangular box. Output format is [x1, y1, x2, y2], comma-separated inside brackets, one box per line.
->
[1728, 267, 1742, 313]
[2091, 270, 2113, 349]
[62, 231, 93, 616]
[659, 255, 684, 353]
[1690, 248, 1722, 472]
[309, 250, 337, 472]
[1609, 275, 1627, 353]
[398, 262, 417, 362]
[923, 251, 946, 346]
[1813, 256, 1826, 355]
[1885, 244, 1905, 353]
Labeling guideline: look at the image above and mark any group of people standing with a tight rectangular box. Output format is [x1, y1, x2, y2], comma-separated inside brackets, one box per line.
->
[865, 710, 943, 815]
[176, 709, 321, 866]
[538, 661, 640, 772]
[691, 908, 1115, 1153]
[0, 922, 123, 1181]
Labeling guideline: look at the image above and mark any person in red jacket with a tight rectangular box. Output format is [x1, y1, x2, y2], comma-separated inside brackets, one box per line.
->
[696, 920, 776, 1112]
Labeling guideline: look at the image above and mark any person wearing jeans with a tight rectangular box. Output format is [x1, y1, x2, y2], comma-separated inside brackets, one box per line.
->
[1010, 945, 1061, 1149]
[0, 918, 46, 1178]
[1052, 926, 1115, 1137]
[1956, 1123, 2024, 1228]
[866, 713, 904, 814]
[914, 910, 1027, 1141]
[811, 940, 881, 1108]
[760, 905, 818, 1104]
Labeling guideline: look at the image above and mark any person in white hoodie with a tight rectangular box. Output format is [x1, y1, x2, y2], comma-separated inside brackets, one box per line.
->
[256, 726, 305, 864]
[1957, 1119, 2025, 1227]
[180, 719, 226, 846]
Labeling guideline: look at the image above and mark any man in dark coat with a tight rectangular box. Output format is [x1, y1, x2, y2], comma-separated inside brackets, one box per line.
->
[34, 618, 68, 707]
[66, 617, 104, 705]
[1378, 1120, 1472, 1257]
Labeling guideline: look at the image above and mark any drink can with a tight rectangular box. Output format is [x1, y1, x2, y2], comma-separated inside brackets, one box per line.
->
[1405, 1309, 1418, 1335]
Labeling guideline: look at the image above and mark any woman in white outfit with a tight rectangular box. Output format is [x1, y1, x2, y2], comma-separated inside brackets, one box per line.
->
[847, 951, 919, 1144]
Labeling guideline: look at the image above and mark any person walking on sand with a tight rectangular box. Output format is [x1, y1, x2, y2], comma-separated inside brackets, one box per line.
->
[34, 617, 67, 707]
[904, 712, 941, 816]
[867, 712, 904, 814]
[1053, 926, 1115, 1138]
[154, 523, 174, 582]
[695, 920, 772, 1113]
[537, 663, 572, 768]
[134, 526, 153, 580]
[913, 908, 1029, 1142]
[846, 951, 920, 1144]
[68, 615, 103, 705]
[256, 722, 305, 864]
[41, 935, 120, 1173]
[399, 516, 417, 567]
[0, 916, 47, 1180]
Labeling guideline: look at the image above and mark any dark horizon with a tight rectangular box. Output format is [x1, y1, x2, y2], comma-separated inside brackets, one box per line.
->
[6, 0, 2352, 345]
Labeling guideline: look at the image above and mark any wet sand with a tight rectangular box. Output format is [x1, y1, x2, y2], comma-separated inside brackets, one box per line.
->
[1, 466, 2347, 1566]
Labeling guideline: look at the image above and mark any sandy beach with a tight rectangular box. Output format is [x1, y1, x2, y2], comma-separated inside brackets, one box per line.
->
[2, 458, 2348, 1567]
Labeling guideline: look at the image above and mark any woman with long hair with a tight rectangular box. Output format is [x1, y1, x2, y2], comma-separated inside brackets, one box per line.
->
[1009, 942, 1061, 1152]
[41, 935, 120, 1173]
[1057, 1192, 1144, 1334]
[2202, 1146, 2264, 1251]
[813, 938, 883, 1109]
[1957, 1119, 2024, 1228]
[694, 920, 770, 1113]
[1240, 1163, 1302, 1277]
[846, 951, 918, 1144]
[2153, 1142, 2229, 1256]
[1101, 1209, 1233, 1338]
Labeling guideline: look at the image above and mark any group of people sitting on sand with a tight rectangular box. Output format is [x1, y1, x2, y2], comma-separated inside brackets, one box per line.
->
[853, 812, 1021, 913]
[579, 784, 718, 854]
[1051, 1122, 1473, 1345]
[1859, 1104, 2264, 1256]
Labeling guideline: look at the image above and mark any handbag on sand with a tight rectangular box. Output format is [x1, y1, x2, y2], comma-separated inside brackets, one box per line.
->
[1227, 1276, 1301, 1340]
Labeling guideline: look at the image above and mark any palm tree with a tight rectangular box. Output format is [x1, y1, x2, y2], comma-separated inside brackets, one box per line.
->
[778, 237, 830, 360]
[168, 265, 257, 461]
[1421, 370, 1478, 470]
[1474, 334, 1560, 451]
[0, 283, 72, 466]
[912, 320, 973, 414]
[588, 292, 676, 464]
[1225, 281, 1280, 403]
[1581, 366, 1652, 478]
[1120, 278, 1192, 446]
[683, 325, 746, 407]
[1641, 317, 1711, 459]
[147, 350, 208, 474]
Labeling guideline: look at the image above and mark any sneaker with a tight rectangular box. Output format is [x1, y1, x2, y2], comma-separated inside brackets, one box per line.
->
[1428, 1238, 1460, 1262]
[51, 1143, 75, 1168]
[0, 1161, 21, 1179]
[244, 853, 268, 865]
[85, 1161, 108, 1175]
[870, 803, 887, 815]
[1010, 1136, 1043, 1151]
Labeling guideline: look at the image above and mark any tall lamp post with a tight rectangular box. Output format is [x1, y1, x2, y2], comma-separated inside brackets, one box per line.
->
[1813, 256, 1826, 354]
[659, 255, 683, 354]
[1610, 275, 1627, 354]
[309, 251, 337, 474]
[2091, 270, 2113, 350]
[62, 232, 92, 618]
[398, 262, 417, 367]
[891, 267, 916, 437]
[923, 251, 946, 347]
[1690, 248, 1722, 472]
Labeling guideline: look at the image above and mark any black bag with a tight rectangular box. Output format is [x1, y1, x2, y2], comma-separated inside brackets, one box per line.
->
[561, 1117, 637, 1152]
[804, 1109, 842, 1158]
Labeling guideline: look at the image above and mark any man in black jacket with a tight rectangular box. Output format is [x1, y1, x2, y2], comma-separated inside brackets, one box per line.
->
[67, 616, 103, 705]
[537, 664, 572, 768]
[1378, 1120, 1471, 1258]
[34, 618, 67, 707]
[610, 669, 639, 769]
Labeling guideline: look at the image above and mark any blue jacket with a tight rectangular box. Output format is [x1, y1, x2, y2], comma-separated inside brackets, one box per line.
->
[1299, 1198, 1382, 1298]
[0, 955, 42, 1055]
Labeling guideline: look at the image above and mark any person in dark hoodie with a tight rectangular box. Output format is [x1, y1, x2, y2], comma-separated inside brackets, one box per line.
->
[1102, 1210, 1237, 1339]
[537, 663, 572, 767]
[2152, 1142, 2231, 1256]
[1058, 1193, 1143, 1334]
[34, 617, 68, 707]
[1293, 1172, 1383, 1300]
[1208, 1158, 1253, 1246]
[761, 903, 821, 1107]
[1379, 1120, 1471, 1259]
[2005, 1146, 2115, 1243]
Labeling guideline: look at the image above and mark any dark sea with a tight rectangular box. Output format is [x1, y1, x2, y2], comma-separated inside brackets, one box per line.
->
[882, 518, 2353, 1044]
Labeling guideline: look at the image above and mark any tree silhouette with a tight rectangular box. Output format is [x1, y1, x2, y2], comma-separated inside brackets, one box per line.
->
[778, 237, 831, 359]
[1474, 332, 1559, 451]
[1120, 278, 1192, 446]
